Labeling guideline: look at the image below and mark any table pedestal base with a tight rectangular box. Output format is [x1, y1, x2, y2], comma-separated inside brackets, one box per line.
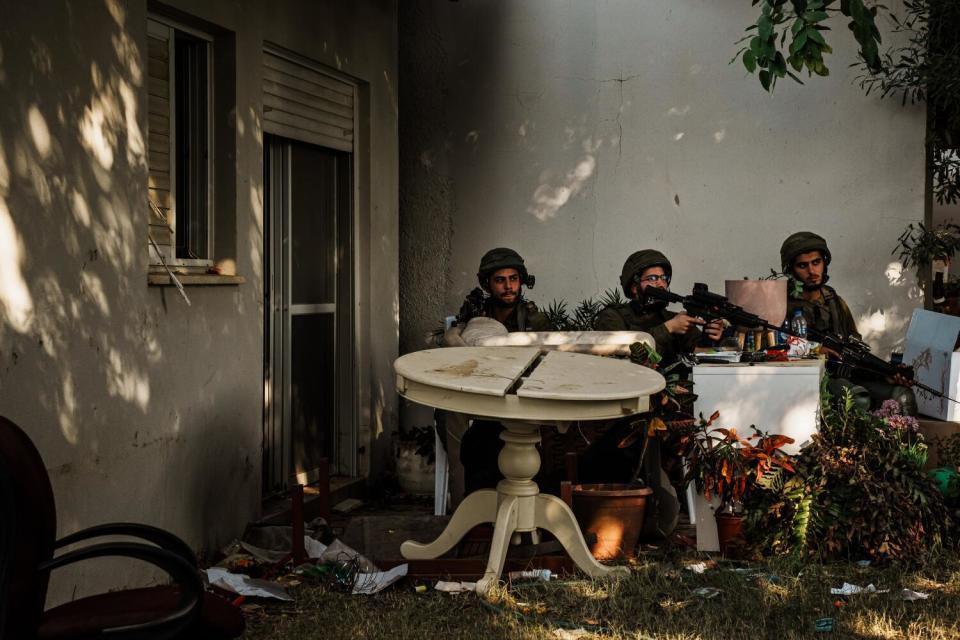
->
[400, 421, 629, 595]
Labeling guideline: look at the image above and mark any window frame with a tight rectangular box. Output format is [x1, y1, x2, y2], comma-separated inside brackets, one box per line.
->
[147, 15, 215, 268]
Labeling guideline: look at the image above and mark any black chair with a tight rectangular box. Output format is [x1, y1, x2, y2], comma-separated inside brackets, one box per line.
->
[0, 415, 244, 639]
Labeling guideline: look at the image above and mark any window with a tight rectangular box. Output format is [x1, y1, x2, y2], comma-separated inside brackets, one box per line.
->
[147, 17, 213, 266]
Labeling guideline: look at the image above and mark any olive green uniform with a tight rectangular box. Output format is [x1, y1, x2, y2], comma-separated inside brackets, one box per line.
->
[457, 247, 555, 495]
[595, 301, 700, 364]
[780, 232, 917, 415]
[786, 285, 860, 340]
[481, 298, 553, 332]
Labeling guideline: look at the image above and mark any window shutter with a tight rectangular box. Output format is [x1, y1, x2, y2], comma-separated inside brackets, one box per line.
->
[262, 50, 354, 152]
[147, 19, 174, 265]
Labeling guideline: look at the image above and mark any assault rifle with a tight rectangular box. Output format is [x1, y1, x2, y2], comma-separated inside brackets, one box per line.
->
[642, 283, 780, 334]
[810, 329, 960, 406]
[646, 283, 960, 405]
[454, 287, 487, 327]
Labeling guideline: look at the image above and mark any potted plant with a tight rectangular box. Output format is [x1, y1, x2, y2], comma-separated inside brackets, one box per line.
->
[570, 343, 701, 559]
[395, 425, 436, 495]
[746, 391, 953, 562]
[893, 222, 960, 307]
[678, 411, 795, 556]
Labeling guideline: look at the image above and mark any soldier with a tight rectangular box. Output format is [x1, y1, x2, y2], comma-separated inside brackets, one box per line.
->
[444, 247, 552, 343]
[780, 231, 917, 415]
[595, 249, 722, 363]
[441, 248, 554, 498]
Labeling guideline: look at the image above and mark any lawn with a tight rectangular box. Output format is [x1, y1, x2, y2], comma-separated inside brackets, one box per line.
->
[239, 550, 960, 639]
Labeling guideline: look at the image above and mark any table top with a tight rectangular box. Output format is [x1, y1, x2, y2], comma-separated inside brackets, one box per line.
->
[394, 347, 665, 422]
[472, 330, 655, 356]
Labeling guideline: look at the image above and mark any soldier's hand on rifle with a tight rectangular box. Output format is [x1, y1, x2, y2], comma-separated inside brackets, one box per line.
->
[703, 319, 724, 341]
[888, 365, 912, 387]
[819, 346, 841, 361]
[665, 313, 704, 335]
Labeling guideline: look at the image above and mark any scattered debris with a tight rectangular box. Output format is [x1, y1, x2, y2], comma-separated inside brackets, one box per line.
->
[435, 580, 477, 593]
[508, 569, 552, 582]
[900, 589, 930, 601]
[686, 562, 709, 574]
[814, 617, 835, 633]
[855, 560, 871, 568]
[691, 587, 722, 599]
[204, 567, 293, 601]
[553, 629, 594, 639]
[351, 564, 408, 595]
[830, 583, 889, 596]
[315, 539, 377, 573]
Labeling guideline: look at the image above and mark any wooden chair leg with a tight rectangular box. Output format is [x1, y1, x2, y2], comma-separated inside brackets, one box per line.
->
[291, 484, 306, 565]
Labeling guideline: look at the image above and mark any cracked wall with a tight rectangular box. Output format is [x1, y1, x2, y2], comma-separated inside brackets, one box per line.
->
[399, 0, 925, 357]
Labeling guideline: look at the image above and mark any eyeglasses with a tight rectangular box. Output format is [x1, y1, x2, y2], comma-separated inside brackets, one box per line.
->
[639, 274, 671, 284]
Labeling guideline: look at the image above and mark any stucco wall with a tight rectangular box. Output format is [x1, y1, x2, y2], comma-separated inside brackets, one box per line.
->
[399, 1, 925, 358]
[0, 0, 397, 605]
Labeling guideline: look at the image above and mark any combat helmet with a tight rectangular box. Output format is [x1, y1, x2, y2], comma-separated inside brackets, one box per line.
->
[477, 247, 535, 290]
[780, 232, 832, 274]
[620, 249, 672, 298]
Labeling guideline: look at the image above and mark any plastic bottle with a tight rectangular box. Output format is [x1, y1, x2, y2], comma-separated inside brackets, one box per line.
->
[777, 319, 790, 345]
[790, 309, 807, 339]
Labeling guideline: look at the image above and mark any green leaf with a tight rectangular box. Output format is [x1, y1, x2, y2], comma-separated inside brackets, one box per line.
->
[750, 36, 764, 59]
[790, 30, 808, 54]
[804, 10, 829, 22]
[791, 17, 805, 36]
[786, 70, 805, 84]
[758, 14, 774, 39]
[760, 69, 772, 91]
[743, 50, 758, 73]
[806, 27, 827, 46]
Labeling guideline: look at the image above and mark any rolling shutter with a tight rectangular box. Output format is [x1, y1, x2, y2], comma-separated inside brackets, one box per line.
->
[262, 50, 354, 152]
[146, 18, 174, 264]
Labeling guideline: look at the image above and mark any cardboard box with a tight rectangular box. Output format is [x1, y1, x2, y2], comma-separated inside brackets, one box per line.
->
[903, 309, 960, 422]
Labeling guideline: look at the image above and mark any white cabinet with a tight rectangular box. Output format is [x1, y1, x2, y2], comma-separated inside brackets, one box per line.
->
[690, 360, 823, 551]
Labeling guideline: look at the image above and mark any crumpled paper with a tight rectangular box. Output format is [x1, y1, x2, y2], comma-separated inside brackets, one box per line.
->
[900, 588, 930, 601]
[830, 582, 889, 596]
[434, 580, 477, 593]
[204, 567, 293, 601]
[351, 563, 408, 595]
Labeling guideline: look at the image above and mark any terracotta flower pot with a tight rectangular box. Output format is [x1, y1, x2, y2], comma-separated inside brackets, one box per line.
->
[724, 280, 788, 329]
[571, 484, 653, 561]
[715, 513, 745, 557]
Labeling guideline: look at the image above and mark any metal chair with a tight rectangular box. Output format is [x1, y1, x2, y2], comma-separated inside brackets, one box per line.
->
[0, 415, 244, 639]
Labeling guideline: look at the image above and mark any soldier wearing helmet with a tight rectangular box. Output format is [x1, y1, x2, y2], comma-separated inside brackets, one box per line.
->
[595, 249, 723, 363]
[781, 232, 916, 415]
[474, 247, 552, 332]
[440, 248, 554, 497]
[442, 248, 552, 346]
[780, 232, 859, 340]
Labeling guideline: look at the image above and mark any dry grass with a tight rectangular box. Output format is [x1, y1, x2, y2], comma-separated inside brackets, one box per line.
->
[240, 551, 960, 640]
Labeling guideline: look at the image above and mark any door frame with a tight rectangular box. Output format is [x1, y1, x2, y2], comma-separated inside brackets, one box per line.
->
[263, 135, 358, 492]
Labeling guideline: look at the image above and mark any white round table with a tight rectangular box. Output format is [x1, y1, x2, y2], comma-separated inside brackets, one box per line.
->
[394, 346, 665, 594]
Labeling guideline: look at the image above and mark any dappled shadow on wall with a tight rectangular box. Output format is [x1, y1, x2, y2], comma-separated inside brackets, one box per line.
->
[0, 0, 259, 459]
